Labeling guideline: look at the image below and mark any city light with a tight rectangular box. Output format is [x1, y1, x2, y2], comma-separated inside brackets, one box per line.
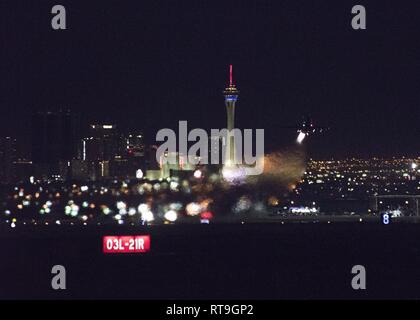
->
[136, 169, 144, 179]
[186, 202, 201, 216]
[141, 210, 154, 222]
[193, 169, 202, 179]
[164, 210, 177, 222]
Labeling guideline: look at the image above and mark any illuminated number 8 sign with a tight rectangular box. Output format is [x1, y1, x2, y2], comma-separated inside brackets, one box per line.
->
[381, 213, 391, 225]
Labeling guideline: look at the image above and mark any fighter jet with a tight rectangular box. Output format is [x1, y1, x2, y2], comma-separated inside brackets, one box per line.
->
[295, 116, 329, 143]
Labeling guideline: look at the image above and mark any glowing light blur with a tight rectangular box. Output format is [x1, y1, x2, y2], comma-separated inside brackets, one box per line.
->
[222, 166, 246, 184]
[136, 169, 144, 179]
[141, 210, 154, 222]
[164, 210, 177, 222]
[200, 211, 213, 220]
[233, 196, 252, 213]
[193, 169, 202, 179]
[186, 202, 201, 216]
[297, 132, 306, 144]
[138, 203, 149, 215]
[169, 202, 183, 211]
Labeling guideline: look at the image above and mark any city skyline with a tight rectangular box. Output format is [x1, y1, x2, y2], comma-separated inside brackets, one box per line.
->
[2, 0, 420, 302]
[1, 1, 420, 159]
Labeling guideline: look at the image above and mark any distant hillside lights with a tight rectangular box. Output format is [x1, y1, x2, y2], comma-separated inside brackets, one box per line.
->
[155, 121, 264, 176]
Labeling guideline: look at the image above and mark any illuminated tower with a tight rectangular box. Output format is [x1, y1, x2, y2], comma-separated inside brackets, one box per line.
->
[223, 65, 239, 165]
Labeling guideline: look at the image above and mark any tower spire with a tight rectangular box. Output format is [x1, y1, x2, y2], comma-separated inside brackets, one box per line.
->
[223, 65, 239, 166]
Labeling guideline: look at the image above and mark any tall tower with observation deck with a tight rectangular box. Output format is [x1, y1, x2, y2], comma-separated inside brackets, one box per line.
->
[223, 65, 239, 165]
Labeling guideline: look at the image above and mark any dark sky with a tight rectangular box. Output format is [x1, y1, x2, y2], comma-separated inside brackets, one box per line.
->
[1, 0, 420, 158]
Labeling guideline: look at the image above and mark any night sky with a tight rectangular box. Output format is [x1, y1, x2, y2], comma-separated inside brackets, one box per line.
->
[1, 0, 420, 158]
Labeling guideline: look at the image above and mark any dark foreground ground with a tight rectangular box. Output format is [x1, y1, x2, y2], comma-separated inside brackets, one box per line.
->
[1, 221, 420, 299]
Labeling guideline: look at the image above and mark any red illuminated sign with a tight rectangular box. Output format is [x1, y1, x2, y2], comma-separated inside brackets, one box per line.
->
[103, 235, 151, 253]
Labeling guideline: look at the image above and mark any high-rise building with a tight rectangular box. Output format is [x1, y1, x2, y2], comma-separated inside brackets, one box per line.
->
[14, 159, 33, 183]
[80, 126, 148, 180]
[90, 124, 117, 138]
[126, 133, 145, 157]
[0, 137, 17, 184]
[223, 65, 239, 165]
[82, 124, 127, 161]
[31, 110, 78, 178]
